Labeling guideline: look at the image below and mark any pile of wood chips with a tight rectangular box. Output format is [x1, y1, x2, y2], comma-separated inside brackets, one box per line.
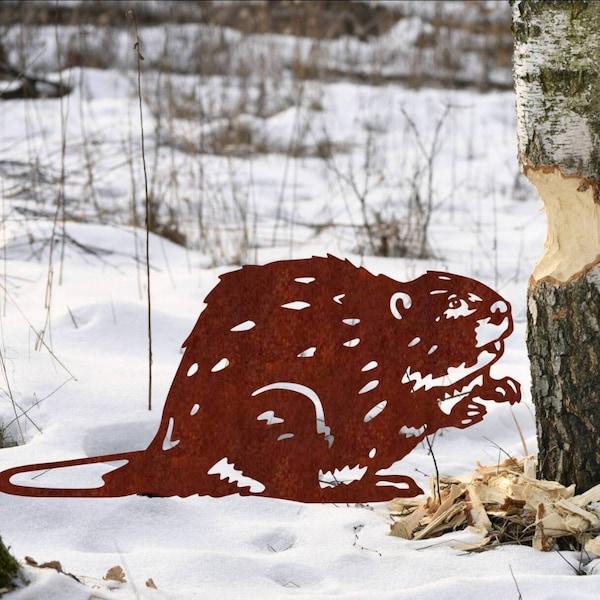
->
[389, 456, 600, 552]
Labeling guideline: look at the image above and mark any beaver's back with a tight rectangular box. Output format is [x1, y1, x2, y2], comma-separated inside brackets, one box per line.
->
[181, 256, 408, 423]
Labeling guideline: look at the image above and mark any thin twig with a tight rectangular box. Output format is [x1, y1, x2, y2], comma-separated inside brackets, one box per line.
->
[1, 179, 6, 317]
[508, 565, 523, 599]
[0, 342, 24, 443]
[127, 8, 153, 411]
[425, 435, 441, 502]
[67, 306, 78, 329]
[555, 547, 586, 576]
[353, 525, 382, 557]
[36, 7, 71, 353]
[54, 7, 70, 286]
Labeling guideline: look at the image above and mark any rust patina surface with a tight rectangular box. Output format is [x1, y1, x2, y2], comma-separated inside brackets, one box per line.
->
[0, 256, 520, 502]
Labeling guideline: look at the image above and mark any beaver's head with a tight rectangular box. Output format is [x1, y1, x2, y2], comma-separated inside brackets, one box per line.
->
[388, 272, 512, 394]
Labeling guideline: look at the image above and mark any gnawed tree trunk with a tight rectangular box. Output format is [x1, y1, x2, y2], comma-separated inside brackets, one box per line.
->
[512, 0, 600, 491]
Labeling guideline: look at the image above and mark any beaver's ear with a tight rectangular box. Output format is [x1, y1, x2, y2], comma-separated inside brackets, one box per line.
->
[389, 291, 412, 320]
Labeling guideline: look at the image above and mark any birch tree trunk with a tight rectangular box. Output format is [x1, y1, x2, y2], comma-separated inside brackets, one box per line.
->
[512, 0, 600, 491]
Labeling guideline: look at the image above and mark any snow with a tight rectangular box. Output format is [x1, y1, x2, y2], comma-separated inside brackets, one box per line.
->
[0, 8, 597, 600]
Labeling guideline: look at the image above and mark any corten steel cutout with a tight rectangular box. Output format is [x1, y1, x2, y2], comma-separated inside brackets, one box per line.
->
[0, 255, 520, 502]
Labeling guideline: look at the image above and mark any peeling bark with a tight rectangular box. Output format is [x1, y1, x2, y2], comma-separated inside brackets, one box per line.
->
[512, 0, 600, 490]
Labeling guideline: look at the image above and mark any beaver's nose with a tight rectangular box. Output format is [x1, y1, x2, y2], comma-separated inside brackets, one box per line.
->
[489, 300, 508, 324]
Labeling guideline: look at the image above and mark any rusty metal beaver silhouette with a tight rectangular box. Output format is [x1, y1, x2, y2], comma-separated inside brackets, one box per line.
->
[0, 256, 520, 502]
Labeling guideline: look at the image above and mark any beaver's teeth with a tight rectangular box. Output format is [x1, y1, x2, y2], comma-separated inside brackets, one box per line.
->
[404, 352, 494, 393]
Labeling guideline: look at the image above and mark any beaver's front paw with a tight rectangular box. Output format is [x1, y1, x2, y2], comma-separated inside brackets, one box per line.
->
[484, 376, 521, 405]
[450, 398, 487, 428]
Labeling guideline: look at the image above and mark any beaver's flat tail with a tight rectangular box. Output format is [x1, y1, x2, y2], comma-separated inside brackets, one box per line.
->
[0, 452, 143, 498]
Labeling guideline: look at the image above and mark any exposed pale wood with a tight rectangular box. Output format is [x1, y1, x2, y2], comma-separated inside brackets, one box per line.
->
[512, 0, 600, 491]
[389, 457, 600, 551]
[525, 166, 600, 283]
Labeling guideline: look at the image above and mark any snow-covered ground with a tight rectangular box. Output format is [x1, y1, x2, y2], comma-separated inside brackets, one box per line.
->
[1, 5, 598, 599]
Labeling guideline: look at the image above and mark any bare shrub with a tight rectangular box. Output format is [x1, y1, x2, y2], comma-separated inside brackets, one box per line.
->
[0, 1, 513, 267]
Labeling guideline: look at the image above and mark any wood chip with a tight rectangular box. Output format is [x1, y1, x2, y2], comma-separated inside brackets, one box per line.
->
[585, 535, 600, 554]
[389, 456, 600, 552]
[104, 565, 126, 583]
[38, 560, 63, 572]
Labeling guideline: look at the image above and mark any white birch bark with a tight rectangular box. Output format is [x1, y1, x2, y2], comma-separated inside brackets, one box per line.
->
[513, 0, 600, 283]
[512, 0, 600, 490]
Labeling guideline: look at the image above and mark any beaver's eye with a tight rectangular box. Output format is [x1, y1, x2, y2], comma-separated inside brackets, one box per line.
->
[444, 298, 476, 319]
